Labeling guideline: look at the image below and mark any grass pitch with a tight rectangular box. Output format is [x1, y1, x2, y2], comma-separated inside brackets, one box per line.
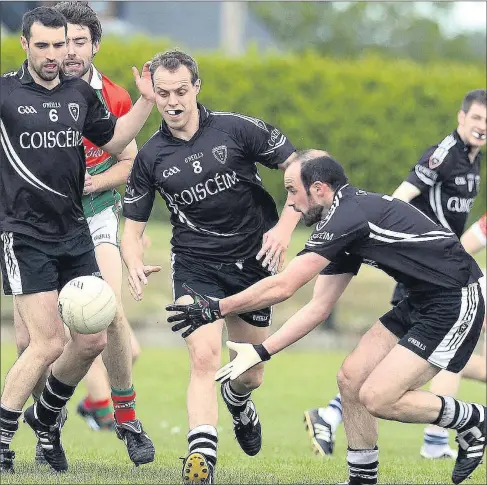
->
[1, 343, 485, 484]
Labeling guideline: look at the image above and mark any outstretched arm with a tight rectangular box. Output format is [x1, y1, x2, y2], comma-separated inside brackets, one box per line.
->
[215, 272, 353, 382]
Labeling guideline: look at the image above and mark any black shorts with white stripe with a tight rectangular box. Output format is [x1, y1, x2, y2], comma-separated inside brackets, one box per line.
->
[0, 229, 99, 296]
[380, 282, 485, 373]
[170, 252, 272, 327]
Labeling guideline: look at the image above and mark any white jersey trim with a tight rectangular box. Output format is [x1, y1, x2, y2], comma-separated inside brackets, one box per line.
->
[0, 120, 68, 198]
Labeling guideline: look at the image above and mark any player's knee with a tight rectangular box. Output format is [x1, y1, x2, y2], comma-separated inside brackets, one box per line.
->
[16, 334, 30, 357]
[73, 331, 107, 360]
[189, 342, 221, 375]
[358, 384, 389, 418]
[236, 363, 264, 391]
[30, 336, 65, 365]
[337, 360, 362, 398]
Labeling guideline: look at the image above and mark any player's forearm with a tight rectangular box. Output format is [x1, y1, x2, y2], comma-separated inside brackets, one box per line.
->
[121, 228, 145, 269]
[264, 301, 332, 355]
[105, 97, 153, 154]
[220, 273, 294, 317]
[91, 159, 133, 192]
[276, 197, 301, 232]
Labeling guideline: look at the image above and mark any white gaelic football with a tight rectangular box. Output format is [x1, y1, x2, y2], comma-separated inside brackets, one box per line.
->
[58, 276, 116, 334]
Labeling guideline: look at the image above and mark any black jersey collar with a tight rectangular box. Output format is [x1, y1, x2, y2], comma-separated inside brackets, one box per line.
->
[17, 59, 68, 85]
[159, 103, 210, 140]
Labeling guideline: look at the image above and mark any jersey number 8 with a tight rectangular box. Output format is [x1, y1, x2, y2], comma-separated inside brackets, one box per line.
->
[192, 161, 202, 174]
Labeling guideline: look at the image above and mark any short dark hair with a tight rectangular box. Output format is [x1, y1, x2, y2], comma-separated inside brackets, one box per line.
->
[295, 151, 348, 192]
[22, 6, 67, 42]
[54, 1, 102, 44]
[149, 50, 199, 85]
[462, 89, 486, 113]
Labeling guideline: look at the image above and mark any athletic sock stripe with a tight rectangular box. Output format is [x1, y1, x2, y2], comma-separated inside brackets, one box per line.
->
[190, 447, 217, 458]
[347, 460, 378, 470]
[190, 442, 217, 454]
[188, 432, 218, 444]
[189, 439, 217, 451]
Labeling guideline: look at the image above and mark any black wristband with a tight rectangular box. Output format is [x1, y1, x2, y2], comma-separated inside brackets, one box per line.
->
[253, 344, 271, 362]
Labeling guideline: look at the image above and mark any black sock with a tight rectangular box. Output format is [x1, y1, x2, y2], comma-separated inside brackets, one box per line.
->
[433, 396, 484, 432]
[221, 380, 250, 413]
[35, 373, 75, 426]
[347, 446, 379, 485]
[0, 404, 22, 449]
[187, 425, 218, 469]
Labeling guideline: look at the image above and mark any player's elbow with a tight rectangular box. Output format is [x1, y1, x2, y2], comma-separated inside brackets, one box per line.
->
[278, 277, 298, 302]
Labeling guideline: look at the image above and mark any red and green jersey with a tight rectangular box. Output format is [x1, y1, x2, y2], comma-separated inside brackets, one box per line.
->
[82, 65, 133, 217]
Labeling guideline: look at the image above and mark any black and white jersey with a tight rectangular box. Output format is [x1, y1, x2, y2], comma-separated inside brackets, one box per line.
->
[123, 104, 295, 262]
[405, 130, 481, 237]
[300, 185, 483, 291]
[0, 61, 117, 241]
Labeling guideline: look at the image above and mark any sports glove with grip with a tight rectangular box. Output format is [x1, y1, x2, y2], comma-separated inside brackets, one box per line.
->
[215, 341, 271, 382]
[166, 284, 222, 338]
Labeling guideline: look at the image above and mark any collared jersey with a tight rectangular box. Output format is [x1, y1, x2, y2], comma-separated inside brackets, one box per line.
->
[123, 104, 295, 262]
[300, 185, 482, 291]
[82, 65, 132, 217]
[406, 130, 482, 237]
[0, 61, 117, 241]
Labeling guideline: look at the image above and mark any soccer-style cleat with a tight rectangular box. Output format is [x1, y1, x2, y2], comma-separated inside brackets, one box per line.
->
[35, 406, 68, 465]
[420, 444, 457, 460]
[76, 400, 115, 431]
[452, 407, 486, 485]
[23, 404, 68, 472]
[0, 449, 15, 473]
[304, 408, 335, 456]
[181, 452, 213, 484]
[231, 400, 262, 456]
[115, 419, 155, 466]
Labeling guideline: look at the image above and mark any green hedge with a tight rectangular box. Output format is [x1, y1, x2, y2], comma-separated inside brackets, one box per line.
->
[2, 36, 485, 221]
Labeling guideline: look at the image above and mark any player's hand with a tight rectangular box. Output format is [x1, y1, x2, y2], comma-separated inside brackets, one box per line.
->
[127, 263, 161, 301]
[132, 62, 155, 103]
[83, 171, 94, 195]
[256, 225, 290, 273]
[166, 284, 222, 338]
[215, 341, 271, 383]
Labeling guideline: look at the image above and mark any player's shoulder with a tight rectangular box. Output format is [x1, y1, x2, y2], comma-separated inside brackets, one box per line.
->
[1, 70, 22, 90]
[209, 108, 270, 133]
[137, 129, 164, 160]
[421, 132, 458, 169]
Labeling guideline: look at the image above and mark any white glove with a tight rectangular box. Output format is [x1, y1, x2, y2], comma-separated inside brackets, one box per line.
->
[215, 341, 271, 382]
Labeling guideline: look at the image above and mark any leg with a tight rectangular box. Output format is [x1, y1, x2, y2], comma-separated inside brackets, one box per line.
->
[12, 298, 48, 400]
[337, 322, 399, 449]
[94, 240, 153, 464]
[336, 321, 399, 485]
[222, 315, 268, 456]
[359, 285, 486, 485]
[183, 294, 223, 482]
[2, 292, 70, 473]
[421, 370, 462, 459]
[2, 292, 65, 410]
[462, 328, 486, 382]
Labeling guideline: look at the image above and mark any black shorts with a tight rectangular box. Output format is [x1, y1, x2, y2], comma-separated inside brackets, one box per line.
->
[171, 253, 272, 327]
[380, 283, 485, 373]
[0, 230, 100, 296]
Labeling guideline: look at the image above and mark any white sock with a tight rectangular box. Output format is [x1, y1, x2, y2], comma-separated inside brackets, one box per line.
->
[318, 394, 343, 432]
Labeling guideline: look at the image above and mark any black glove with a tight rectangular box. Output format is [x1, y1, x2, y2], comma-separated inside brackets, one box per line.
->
[166, 283, 222, 338]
